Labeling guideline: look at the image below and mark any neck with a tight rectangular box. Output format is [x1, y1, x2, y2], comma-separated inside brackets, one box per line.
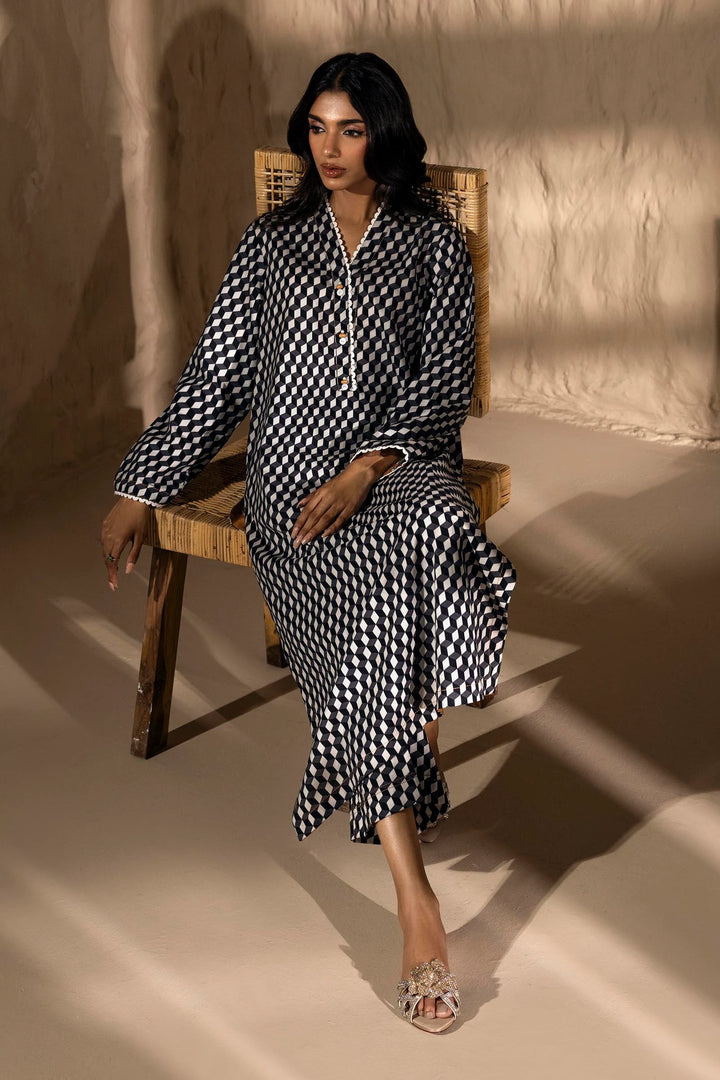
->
[328, 187, 381, 224]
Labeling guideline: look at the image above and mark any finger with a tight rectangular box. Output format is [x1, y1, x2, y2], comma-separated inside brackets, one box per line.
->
[100, 522, 117, 574]
[292, 488, 326, 531]
[291, 509, 309, 538]
[291, 498, 319, 538]
[292, 495, 332, 543]
[103, 534, 128, 591]
[296, 503, 340, 544]
[296, 486, 321, 511]
[125, 532, 143, 574]
[104, 549, 122, 591]
[321, 508, 352, 538]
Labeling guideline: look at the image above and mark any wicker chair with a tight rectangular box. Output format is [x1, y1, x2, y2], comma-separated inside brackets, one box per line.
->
[130, 146, 511, 758]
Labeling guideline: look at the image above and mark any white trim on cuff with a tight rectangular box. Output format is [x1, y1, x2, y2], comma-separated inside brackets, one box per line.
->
[114, 489, 165, 508]
[348, 443, 410, 483]
[349, 443, 409, 464]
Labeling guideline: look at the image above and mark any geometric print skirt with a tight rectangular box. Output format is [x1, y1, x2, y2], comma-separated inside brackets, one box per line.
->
[245, 452, 517, 844]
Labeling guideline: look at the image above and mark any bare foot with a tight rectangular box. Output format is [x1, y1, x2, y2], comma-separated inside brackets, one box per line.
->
[399, 889, 453, 1019]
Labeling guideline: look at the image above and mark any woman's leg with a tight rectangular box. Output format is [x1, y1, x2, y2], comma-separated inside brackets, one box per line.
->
[424, 715, 441, 774]
[375, 807, 452, 1019]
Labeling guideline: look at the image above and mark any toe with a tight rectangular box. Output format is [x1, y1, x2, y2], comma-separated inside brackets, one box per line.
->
[435, 997, 452, 1018]
[423, 995, 436, 1018]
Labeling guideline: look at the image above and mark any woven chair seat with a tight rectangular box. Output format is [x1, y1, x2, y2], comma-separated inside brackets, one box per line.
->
[145, 436, 511, 563]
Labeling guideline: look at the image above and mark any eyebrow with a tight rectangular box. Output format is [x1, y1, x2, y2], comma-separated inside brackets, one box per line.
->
[307, 113, 365, 126]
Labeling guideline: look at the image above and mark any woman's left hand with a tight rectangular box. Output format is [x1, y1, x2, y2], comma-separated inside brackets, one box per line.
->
[291, 461, 375, 547]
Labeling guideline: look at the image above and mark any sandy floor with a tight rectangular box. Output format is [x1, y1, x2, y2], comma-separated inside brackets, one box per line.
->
[2, 411, 719, 1079]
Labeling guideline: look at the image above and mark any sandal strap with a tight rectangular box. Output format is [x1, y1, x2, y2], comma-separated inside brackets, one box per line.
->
[396, 958, 461, 1022]
[396, 984, 423, 1023]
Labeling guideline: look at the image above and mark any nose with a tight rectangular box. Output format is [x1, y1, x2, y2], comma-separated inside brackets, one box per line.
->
[323, 132, 341, 158]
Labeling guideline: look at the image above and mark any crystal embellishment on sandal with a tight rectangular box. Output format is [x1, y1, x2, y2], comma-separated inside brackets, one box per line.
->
[397, 957, 461, 1033]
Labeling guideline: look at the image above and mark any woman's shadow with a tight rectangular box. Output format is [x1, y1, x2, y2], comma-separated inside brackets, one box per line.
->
[0, 5, 281, 724]
[273, 449, 720, 1022]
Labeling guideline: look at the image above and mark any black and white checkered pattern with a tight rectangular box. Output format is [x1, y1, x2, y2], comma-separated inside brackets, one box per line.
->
[115, 195, 516, 843]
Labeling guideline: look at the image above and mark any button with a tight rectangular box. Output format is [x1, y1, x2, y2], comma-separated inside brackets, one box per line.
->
[340, 378, 348, 384]
[337, 331, 347, 340]
[335, 283, 345, 291]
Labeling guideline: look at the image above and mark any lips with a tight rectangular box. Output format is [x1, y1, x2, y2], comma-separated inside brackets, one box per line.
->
[321, 165, 345, 176]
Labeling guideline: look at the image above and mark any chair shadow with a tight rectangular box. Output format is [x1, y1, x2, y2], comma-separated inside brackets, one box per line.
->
[165, 673, 296, 750]
[0, 4, 274, 739]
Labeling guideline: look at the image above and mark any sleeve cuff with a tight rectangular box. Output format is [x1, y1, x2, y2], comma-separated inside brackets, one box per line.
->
[348, 443, 410, 478]
[114, 490, 166, 508]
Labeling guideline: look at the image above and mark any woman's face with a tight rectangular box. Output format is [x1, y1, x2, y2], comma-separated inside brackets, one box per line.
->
[307, 90, 376, 197]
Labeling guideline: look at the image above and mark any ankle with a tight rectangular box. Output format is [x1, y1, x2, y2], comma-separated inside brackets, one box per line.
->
[398, 886, 440, 926]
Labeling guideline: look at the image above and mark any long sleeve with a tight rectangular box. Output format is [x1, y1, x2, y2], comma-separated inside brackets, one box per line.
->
[114, 217, 267, 506]
[347, 222, 476, 475]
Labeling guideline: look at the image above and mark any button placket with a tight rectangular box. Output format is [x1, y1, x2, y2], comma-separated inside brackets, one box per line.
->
[326, 198, 385, 393]
[334, 283, 349, 389]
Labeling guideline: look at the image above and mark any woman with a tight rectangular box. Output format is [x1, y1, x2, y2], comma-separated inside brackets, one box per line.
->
[101, 52, 516, 1033]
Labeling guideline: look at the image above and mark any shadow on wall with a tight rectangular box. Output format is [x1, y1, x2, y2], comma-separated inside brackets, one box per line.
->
[396, 12, 720, 440]
[714, 218, 720, 422]
[0, 0, 136, 511]
[158, 12, 720, 444]
[2, 5, 720, 512]
[0, 3, 268, 513]
[154, 8, 267, 388]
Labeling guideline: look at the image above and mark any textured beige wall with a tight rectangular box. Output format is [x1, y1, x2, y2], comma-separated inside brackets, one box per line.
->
[1, 0, 718, 508]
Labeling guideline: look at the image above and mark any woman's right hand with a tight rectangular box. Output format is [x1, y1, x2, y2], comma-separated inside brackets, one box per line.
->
[100, 497, 149, 591]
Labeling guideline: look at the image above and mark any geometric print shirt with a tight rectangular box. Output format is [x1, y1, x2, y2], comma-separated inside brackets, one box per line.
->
[114, 194, 477, 522]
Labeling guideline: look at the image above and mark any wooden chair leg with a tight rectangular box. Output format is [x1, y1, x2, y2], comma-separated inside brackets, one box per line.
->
[131, 548, 188, 758]
[263, 599, 287, 667]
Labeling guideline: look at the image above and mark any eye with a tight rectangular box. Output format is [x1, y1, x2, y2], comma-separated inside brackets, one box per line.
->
[308, 124, 324, 134]
[344, 129, 365, 137]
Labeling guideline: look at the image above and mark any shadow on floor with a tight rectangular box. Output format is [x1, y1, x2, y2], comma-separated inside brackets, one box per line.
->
[1, 445, 718, 1030]
[270, 449, 720, 1017]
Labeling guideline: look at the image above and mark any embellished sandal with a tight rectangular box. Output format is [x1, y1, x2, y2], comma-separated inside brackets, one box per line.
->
[397, 958, 460, 1033]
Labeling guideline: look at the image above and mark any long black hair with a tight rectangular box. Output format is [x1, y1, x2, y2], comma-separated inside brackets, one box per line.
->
[262, 52, 452, 225]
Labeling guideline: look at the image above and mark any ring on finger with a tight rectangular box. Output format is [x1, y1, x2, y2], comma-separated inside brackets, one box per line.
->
[105, 553, 116, 563]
